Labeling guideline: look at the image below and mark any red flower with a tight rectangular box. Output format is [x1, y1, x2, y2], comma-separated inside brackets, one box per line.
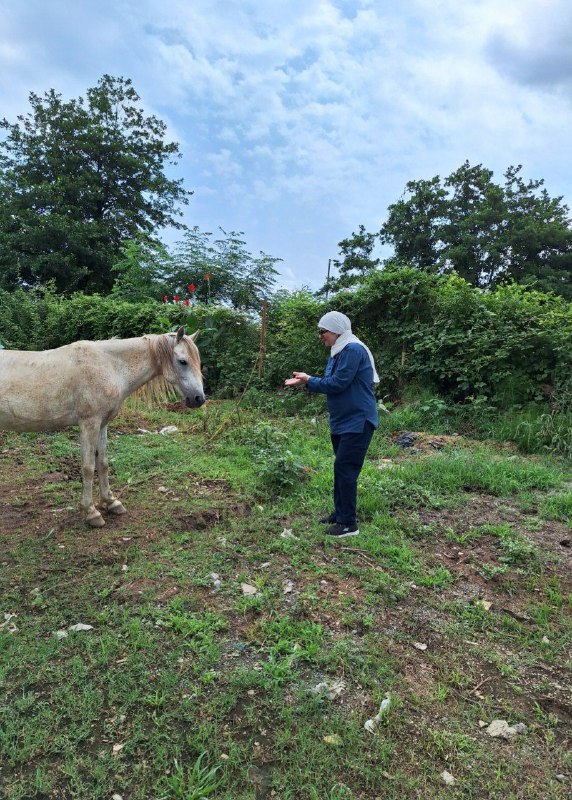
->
[188, 283, 196, 292]
[204, 273, 210, 281]
[184, 299, 190, 307]
[174, 295, 180, 302]
[163, 295, 169, 303]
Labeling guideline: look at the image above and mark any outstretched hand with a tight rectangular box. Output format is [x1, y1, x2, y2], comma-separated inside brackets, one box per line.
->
[284, 371, 310, 387]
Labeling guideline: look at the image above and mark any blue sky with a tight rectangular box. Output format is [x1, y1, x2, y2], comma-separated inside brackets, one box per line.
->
[1, 0, 571, 291]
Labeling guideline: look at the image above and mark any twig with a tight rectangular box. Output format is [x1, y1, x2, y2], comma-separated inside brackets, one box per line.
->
[340, 547, 381, 568]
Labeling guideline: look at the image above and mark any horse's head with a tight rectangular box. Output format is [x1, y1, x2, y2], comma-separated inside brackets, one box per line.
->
[163, 327, 206, 408]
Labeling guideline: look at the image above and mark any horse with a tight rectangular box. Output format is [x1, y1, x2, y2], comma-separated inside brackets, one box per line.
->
[0, 327, 205, 527]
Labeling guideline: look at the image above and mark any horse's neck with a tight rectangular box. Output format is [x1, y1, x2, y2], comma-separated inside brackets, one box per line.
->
[101, 337, 161, 395]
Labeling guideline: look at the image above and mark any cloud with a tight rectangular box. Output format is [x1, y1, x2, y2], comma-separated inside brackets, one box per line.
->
[484, 1, 572, 92]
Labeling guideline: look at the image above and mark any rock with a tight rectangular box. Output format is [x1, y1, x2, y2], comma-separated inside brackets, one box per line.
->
[68, 623, 93, 632]
[441, 770, 456, 786]
[485, 719, 527, 740]
[241, 583, 258, 595]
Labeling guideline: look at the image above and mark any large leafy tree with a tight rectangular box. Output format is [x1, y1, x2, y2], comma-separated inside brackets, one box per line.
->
[0, 75, 189, 293]
[380, 162, 572, 297]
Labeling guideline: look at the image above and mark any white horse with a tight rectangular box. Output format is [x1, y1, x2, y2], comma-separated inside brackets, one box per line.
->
[0, 327, 205, 527]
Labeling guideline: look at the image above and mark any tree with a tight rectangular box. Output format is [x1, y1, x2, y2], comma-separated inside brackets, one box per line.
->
[110, 235, 173, 303]
[0, 75, 190, 293]
[380, 162, 572, 298]
[320, 224, 381, 295]
[168, 226, 280, 312]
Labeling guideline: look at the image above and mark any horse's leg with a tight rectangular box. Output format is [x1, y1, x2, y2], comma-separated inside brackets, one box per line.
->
[79, 418, 105, 527]
[96, 426, 127, 516]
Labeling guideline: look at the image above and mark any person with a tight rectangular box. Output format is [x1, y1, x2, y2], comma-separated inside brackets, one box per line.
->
[284, 311, 379, 538]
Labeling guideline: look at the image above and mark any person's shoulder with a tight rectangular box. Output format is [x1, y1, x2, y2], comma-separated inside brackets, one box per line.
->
[344, 342, 368, 356]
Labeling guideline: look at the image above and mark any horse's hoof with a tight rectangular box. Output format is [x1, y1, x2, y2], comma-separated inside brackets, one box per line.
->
[107, 500, 127, 516]
[87, 512, 105, 528]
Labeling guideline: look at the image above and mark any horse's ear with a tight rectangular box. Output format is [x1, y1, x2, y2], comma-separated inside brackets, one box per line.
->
[176, 326, 185, 343]
[189, 330, 200, 342]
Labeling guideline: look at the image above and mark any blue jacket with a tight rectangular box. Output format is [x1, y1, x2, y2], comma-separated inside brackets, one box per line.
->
[307, 342, 379, 434]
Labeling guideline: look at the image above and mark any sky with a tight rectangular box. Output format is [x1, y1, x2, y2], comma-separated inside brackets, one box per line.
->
[1, 0, 571, 291]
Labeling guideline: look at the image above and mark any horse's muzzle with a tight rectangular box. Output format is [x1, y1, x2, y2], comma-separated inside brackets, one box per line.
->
[186, 394, 206, 408]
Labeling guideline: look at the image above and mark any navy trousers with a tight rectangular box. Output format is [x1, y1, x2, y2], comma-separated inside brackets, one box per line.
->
[331, 422, 375, 525]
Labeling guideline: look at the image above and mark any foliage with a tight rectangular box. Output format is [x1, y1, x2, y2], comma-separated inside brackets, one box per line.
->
[380, 162, 572, 297]
[264, 289, 330, 388]
[320, 224, 381, 295]
[335, 269, 572, 408]
[0, 75, 189, 294]
[110, 235, 173, 302]
[168, 226, 280, 312]
[247, 421, 308, 496]
[156, 753, 221, 800]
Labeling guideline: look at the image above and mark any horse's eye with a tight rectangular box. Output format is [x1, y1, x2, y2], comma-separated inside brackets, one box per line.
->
[178, 358, 188, 366]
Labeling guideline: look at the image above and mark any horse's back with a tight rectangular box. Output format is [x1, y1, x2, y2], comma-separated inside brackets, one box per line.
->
[0, 342, 125, 432]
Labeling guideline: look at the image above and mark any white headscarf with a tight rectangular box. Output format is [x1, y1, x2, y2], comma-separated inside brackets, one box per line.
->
[318, 311, 379, 383]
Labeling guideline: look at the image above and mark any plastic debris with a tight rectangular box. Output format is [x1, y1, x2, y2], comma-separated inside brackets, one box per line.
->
[283, 581, 295, 594]
[413, 642, 427, 651]
[364, 695, 391, 733]
[280, 528, 298, 539]
[1, 613, 18, 633]
[68, 623, 94, 632]
[477, 599, 492, 611]
[312, 679, 345, 700]
[485, 719, 527, 740]
[394, 431, 416, 447]
[159, 426, 178, 435]
[55, 630, 68, 639]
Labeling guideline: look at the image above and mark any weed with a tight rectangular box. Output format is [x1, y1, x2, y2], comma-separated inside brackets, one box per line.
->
[156, 753, 221, 800]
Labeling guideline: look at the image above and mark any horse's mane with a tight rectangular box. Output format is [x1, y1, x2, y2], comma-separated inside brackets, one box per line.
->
[129, 333, 197, 409]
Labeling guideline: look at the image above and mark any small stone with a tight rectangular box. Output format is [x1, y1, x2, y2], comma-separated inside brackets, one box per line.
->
[241, 583, 258, 595]
[486, 719, 527, 740]
[555, 774, 565, 783]
[112, 794, 124, 800]
[441, 770, 456, 786]
[542, 635, 550, 644]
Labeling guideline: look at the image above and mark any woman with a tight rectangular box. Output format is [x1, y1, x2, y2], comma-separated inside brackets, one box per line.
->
[285, 311, 379, 538]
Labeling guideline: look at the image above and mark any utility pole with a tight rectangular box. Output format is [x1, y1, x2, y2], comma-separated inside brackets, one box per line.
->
[325, 259, 332, 301]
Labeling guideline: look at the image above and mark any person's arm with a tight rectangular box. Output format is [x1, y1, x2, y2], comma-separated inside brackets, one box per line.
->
[307, 347, 361, 395]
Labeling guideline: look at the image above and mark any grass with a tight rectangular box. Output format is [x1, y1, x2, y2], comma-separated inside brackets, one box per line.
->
[0, 398, 571, 799]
